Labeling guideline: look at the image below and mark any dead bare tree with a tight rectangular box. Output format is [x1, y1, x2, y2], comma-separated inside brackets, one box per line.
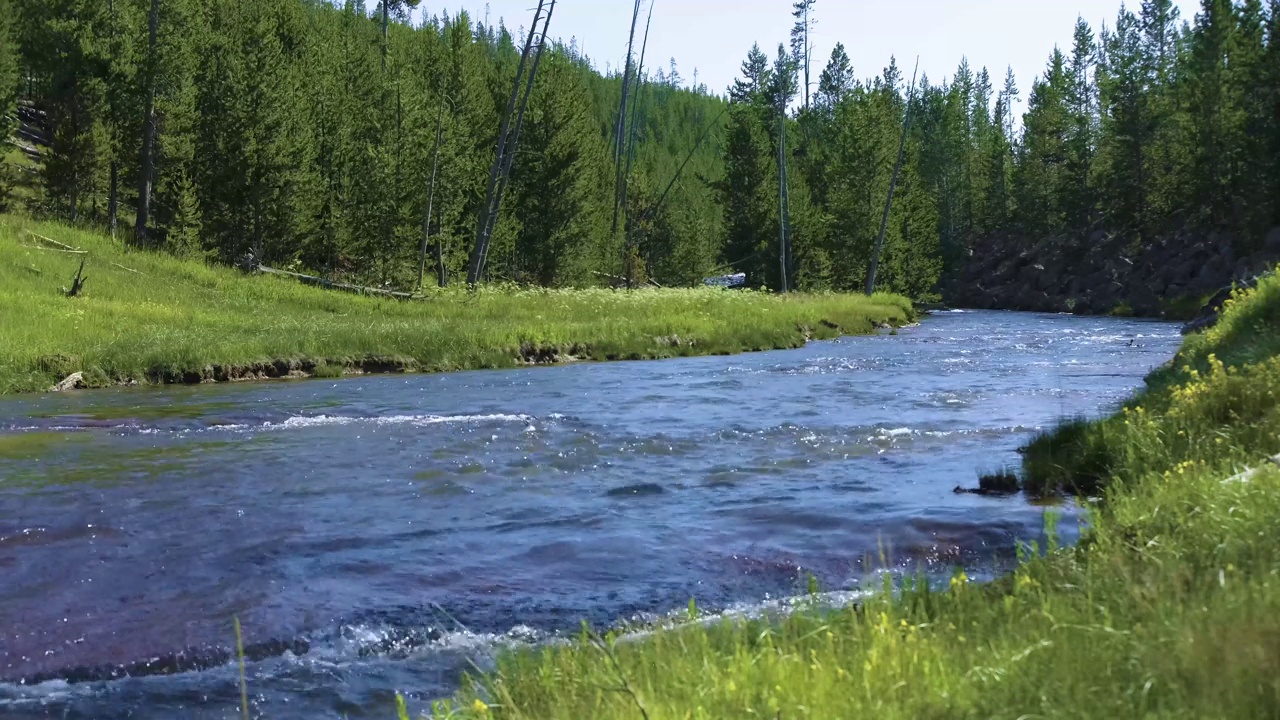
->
[610, 0, 645, 238]
[466, 1, 556, 286]
[865, 56, 919, 297]
[621, 1, 655, 286]
[777, 80, 791, 293]
[416, 96, 448, 291]
[134, 0, 160, 245]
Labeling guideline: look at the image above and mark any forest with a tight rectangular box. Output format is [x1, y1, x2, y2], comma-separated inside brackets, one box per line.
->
[0, 0, 1278, 303]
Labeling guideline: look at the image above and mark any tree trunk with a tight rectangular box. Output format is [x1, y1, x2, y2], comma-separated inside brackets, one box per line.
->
[467, 0, 544, 286]
[622, 0, 654, 285]
[108, 161, 118, 237]
[417, 99, 445, 291]
[611, 0, 644, 238]
[777, 101, 789, 293]
[381, 1, 389, 69]
[866, 58, 919, 297]
[482, 0, 555, 275]
[135, 0, 160, 246]
[467, 0, 555, 286]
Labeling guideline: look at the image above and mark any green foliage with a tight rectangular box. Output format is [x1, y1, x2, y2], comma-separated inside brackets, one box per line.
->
[0, 0, 18, 132]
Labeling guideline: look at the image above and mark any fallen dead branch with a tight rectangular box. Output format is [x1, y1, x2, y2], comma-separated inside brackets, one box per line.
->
[22, 244, 88, 254]
[109, 261, 144, 275]
[27, 231, 79, 252]
[255, 263, 413, 300]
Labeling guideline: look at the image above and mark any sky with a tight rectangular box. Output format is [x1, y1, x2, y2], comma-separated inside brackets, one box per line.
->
[391, 0, 1201, 113]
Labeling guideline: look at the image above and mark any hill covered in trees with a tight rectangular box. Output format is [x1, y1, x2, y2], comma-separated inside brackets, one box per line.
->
[1, 0, 1278, 312]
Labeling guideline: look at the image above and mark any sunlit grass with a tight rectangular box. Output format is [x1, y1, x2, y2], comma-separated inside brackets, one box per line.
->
[0, 213, 914, 395]
[425, 270, 1280, 719]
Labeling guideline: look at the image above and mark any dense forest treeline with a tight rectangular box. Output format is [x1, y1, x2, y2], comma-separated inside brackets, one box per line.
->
[0, 0, 1278, 303]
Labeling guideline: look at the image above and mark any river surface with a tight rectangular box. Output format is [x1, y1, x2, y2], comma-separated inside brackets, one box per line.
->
[0, 310, 1181, 719]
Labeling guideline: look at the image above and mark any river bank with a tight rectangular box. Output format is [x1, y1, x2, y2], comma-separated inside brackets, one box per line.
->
[943, 224, 1280, 321]
[0, 214, 913, 396]
[433, 270, 1280, 718]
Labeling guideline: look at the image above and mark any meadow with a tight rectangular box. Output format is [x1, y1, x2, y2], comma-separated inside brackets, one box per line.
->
[0, 213, 914, 395]
[426, 270, 1280, 719]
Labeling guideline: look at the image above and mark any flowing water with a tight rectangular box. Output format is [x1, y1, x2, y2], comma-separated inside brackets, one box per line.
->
[0, 310, 1181, 719]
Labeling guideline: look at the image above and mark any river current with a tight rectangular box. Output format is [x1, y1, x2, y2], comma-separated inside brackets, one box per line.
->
[0, 310, 1181, 718]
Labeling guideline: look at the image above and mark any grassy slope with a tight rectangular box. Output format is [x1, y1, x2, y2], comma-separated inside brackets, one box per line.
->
[431, 272, 1280, 719]
[0, 214, 914, 395]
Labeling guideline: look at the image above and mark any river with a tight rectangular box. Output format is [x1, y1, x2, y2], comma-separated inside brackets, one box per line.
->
[0, 310, 1181, 719]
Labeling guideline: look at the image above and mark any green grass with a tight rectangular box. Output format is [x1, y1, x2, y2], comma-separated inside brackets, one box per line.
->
[426, 270, 1280, 719]
[0, 213, 914, 395]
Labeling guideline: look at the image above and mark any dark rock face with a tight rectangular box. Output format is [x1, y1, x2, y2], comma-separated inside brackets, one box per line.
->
[943, 225, 1280, 322]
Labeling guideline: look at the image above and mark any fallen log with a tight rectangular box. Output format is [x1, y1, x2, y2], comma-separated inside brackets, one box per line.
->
[22, 245, 88, 254]
[28, 232, 79, 252]
[109, 261, 144, 275]
[255, 264, 413, 300]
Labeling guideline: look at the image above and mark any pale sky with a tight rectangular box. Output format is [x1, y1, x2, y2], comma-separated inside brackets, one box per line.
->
[394, 1, 1200, 114]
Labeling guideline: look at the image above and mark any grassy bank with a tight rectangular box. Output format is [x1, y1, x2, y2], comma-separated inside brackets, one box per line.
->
[428, 273, 1280, 718]
[0, 214, 914, 395]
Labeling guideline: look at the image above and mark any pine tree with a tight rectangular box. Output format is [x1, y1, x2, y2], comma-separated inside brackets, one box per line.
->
[1233, 0, 1272, 238]
[719, 45, 778, 288]
[1065, 16, 1097, 229]
[816, 43, 853, 109]
[1015, 49, 1071, 235]
[1186, 0, 1239, 224]
[1139, 0, 1183, 226]
[969, 66, 994, 234]
[1097, 7, 1150, 233]
[0, 0, 18, 134]
[22, 0, 113, 222]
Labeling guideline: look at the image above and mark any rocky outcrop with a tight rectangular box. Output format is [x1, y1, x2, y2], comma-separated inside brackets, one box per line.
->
[944, 225, 1280, 320]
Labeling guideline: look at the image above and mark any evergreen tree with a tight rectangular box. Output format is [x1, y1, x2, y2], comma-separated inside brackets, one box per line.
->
[816, 43, 853, 110]
[0, 0, 19, 134]
[719, 44, 778, 288]
[1015, 49, 1071, 235]
[1064, 17, 1097, 229]
[1186, 0, 1239, 224]
[1097, 7, 1150, 233]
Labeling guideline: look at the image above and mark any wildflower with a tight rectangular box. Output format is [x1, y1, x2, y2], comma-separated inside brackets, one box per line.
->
[472, 698, 490, 714]
[950, 570, 969, 589]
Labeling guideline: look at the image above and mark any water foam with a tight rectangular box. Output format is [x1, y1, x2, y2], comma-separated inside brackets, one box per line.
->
[216, 413, 535, 433]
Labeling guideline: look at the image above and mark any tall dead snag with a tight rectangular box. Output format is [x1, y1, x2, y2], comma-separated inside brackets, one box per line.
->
[417, 97, 446, 291]
[134, 0, 160, 245]
[466, 0, 555, 286]
[610, 0, 645, 239]
[865, 56, 919, 297]
[621, 0, 655, 286]
[777, 83, 790, 294]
